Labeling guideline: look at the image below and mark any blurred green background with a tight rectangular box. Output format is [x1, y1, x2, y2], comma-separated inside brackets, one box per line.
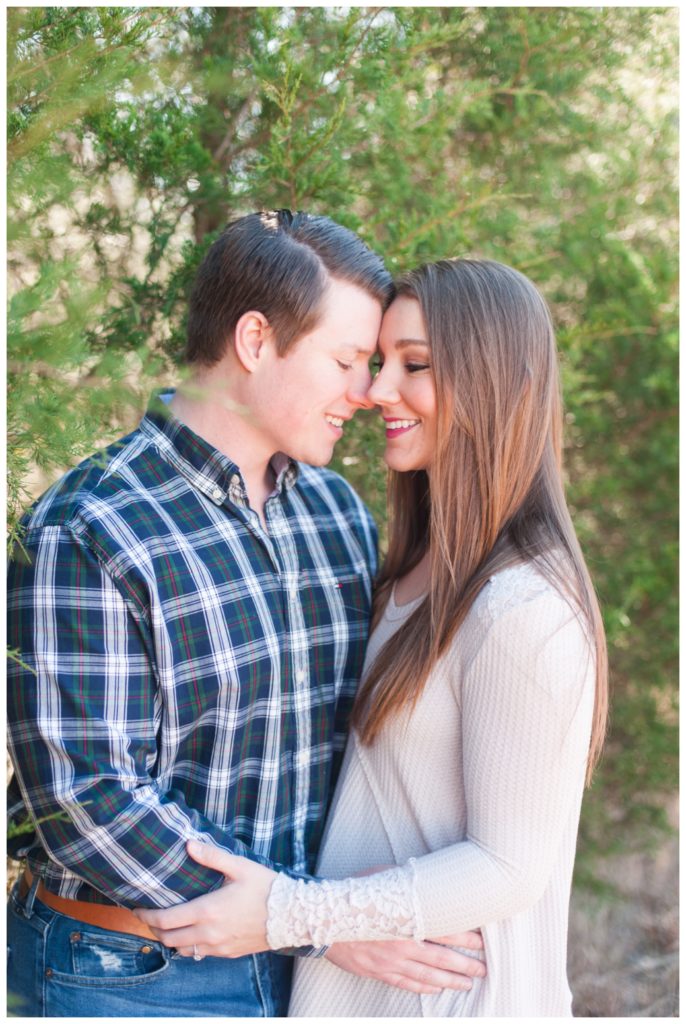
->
[8, 5, 677, 905]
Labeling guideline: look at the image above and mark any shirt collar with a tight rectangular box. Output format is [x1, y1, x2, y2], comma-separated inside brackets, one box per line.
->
[140, 390, 300, 505]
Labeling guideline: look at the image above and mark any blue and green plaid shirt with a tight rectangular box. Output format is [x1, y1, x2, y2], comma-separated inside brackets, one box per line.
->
[8, 392, 377, 909]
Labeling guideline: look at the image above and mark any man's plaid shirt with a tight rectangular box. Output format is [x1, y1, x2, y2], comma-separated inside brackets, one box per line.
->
[8, 394, 377, 909]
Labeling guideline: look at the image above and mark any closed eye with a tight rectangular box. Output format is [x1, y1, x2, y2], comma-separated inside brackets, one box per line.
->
[336, 360, 353, 371]
[406, 362, 430, 373]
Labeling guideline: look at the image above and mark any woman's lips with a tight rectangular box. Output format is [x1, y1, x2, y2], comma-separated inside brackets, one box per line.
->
[383, 418, 420, 438]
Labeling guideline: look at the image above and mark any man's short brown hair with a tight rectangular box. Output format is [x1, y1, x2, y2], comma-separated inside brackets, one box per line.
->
[185, 210, 394, 365]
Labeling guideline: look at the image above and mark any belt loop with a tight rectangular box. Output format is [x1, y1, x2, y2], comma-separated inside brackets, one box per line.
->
[23, 868, 41, 919]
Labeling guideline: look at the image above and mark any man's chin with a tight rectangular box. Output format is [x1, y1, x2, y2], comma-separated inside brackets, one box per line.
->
[296, 446, 335, 468]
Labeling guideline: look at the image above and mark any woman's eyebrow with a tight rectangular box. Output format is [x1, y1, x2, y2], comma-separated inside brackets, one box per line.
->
[395, 337, 429, 349]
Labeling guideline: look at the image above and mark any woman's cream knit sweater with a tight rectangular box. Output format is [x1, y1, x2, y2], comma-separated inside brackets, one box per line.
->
[280, 563, 595, 1017]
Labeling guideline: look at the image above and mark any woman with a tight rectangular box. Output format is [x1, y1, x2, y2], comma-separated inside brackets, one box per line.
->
[142, 258, 608, 1016]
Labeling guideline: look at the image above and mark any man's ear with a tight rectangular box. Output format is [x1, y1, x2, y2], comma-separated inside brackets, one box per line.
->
[233, 310, 273, 372]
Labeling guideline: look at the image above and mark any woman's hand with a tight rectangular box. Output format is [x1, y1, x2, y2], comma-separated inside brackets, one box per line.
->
[135, 840, 276, 959]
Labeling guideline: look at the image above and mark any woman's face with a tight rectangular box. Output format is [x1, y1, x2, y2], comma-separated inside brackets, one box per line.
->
[367, 296, 438, 472]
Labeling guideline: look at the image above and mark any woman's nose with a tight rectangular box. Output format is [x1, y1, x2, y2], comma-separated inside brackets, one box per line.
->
[367, 371, 400, 407]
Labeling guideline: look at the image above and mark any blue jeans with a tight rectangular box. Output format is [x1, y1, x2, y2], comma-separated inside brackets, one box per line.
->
[7, 878, 292, 1017]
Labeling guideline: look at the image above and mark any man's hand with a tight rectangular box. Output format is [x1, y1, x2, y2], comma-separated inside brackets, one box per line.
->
[325, 932, 486, 995]
[135, 840, 275, 958]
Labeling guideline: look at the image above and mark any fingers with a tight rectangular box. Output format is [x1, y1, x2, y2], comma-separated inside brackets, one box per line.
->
[403, 962, 478, 992]
[414, 942, 486, 980]
[384, 974, 443, 996]
[176, 946, 196, 959]
[147, 924, 213, 951]
[186, 839, 243, 876]
[136, 904, 193, 930]
[325, 940, 485, 996]
[432, 929, 484, 951]
[176, 945, 208, 960]
[136, 889, 217, 930]
[417, 953, 485, 984]
[327, 946, 445, 996]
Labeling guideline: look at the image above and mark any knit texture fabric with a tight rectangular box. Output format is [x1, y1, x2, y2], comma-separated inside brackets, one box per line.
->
[288, 562, 595, 1017]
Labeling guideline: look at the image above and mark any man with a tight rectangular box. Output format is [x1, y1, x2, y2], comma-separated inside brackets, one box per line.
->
[8, 210, 483, 1017]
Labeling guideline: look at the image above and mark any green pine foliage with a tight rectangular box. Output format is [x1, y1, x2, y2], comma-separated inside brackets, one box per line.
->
[8, 7, 677, 875]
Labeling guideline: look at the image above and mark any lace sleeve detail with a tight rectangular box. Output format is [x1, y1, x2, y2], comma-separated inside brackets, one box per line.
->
[266, 860, 425, 949]
[476, 563, 551, 628]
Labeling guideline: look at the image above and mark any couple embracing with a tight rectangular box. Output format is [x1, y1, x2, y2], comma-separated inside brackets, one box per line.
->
[8, 210, 607, 1018]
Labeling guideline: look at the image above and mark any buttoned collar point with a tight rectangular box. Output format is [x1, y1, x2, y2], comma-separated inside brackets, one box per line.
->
[141, 390, 299, 509]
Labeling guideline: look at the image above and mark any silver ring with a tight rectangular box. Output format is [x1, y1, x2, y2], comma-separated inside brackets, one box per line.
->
[193, 944, 204, 962]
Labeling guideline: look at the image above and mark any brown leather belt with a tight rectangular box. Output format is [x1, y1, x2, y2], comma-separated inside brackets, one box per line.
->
[21, 868, 158, 943]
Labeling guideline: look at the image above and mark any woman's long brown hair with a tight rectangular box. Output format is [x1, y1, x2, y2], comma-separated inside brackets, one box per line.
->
[351, 259, 608, 784]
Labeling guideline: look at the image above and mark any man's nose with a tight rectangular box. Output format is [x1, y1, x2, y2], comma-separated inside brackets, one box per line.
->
[347, 365, 375, 410]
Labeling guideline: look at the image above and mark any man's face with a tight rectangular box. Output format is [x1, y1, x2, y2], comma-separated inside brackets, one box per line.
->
[253, 278, 382, 466]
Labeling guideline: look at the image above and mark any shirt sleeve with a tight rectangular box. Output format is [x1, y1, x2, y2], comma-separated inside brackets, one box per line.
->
[264, 591, 594, 945]
[411, 592, 595, 935]
[7, 525, 309, 910]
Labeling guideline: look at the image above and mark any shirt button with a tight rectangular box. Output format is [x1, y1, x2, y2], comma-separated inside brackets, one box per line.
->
[212, 487, 223, 502]
[296, 750, 309, 768]
[295, 669, 306, 684]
